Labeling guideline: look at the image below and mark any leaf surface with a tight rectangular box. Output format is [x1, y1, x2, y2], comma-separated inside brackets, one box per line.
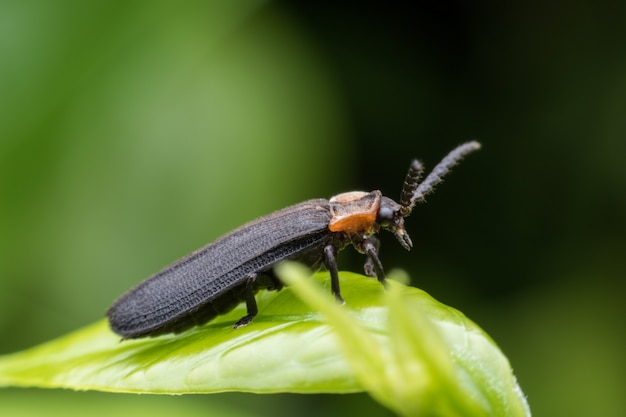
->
[0, 270, 530, 417]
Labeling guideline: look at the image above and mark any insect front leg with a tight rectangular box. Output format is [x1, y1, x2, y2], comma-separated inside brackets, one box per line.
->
[233, 273, 259, 329]
[361, 236, 386, 286]
[363, 235, 381, 278]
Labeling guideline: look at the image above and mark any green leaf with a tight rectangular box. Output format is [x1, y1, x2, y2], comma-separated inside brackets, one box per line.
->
[277, 264, 531, 417]
[0, 268, 530, 417]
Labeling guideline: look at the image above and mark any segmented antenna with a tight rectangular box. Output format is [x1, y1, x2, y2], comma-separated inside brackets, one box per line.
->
[399, 159, 424, 216]
[405, 141, 481, 214]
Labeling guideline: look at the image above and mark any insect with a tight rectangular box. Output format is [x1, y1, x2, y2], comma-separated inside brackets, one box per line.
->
[107, 141, 481, 338]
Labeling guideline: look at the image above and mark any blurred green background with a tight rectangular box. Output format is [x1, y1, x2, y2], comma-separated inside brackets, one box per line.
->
[1, 1, 624, 416]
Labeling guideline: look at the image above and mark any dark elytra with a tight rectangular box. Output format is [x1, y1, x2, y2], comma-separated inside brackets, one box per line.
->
[107, 142, 481, 338]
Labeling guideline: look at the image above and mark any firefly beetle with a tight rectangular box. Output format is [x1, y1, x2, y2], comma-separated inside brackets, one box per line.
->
[107, 141, 481, 338]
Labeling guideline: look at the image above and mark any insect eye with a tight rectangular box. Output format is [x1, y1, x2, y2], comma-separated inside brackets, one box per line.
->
[377, 205, 395, 226]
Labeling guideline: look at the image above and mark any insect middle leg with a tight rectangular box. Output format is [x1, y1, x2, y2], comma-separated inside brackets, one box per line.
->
[324, 244, 345, 304]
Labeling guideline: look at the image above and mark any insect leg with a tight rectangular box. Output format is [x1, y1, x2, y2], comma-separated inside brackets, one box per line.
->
[362, 237, 386, 286]
[265, 269, 284, 292]
[233, 273, 259, 328]
[324, 244, 345, 304]
[363, 235, 381, 278]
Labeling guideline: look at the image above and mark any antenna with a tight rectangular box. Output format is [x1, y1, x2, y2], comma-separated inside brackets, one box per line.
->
[401, 141, 481, 215]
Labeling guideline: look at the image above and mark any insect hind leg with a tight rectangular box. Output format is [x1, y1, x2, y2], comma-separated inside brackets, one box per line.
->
[233, 273, 259, 328]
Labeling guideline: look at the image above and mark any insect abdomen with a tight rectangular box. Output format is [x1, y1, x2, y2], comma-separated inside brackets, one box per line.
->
[107, 200, 332, 338]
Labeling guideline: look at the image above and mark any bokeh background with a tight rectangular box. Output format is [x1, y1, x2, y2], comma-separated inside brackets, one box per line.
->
[1, 1, 624, 416]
